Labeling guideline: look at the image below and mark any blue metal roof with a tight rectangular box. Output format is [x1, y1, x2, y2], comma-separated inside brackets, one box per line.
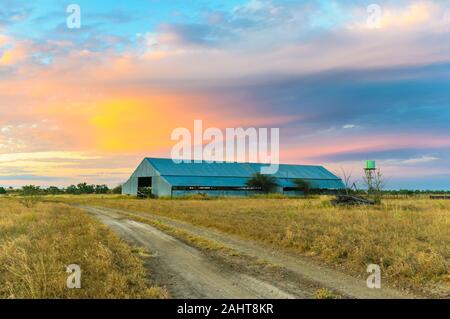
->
[146, 158, 340, 179]
[146, 158, 344, 189]
[164, 176, 251, 187]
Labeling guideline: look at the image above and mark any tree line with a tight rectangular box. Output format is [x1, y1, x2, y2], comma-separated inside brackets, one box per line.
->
[245, 173, 450, 197]
[0, 183, 122, 196]
[0, 178, 448, 197]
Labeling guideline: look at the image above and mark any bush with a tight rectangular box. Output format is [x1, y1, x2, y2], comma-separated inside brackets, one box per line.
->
[111, 185, 122, 194]
[246, 173, 278, 193]
[294, 179, 312, 196]
[94, 185, 109, 194]
[47, 186, 63, 195]
[0, 187, 6, 195]
[77, 183, 95, 194]
[21, 185, 42, 196]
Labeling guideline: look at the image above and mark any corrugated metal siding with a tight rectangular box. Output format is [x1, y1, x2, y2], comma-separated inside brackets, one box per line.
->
[277, 178, 344, 189]
[164, 176, 344, 189]
[308, 179, 345, 189]
[152, 176, 172, 197]
[122, 176, 138, 195]
[172, 189, 261, 197]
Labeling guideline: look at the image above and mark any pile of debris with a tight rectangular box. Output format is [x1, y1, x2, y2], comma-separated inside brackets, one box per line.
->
[430, 195, 450, 200]
[331, 195, 375, 206]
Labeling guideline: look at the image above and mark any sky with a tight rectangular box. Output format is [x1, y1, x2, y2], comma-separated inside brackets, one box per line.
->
[1, 0, 450, 190]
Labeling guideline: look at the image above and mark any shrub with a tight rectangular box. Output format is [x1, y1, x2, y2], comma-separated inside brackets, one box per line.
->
[21, 185, 42, 196]
[111, 185, 122, 194]
[246, 173, 278, 193]
[294, 178, 312, 196]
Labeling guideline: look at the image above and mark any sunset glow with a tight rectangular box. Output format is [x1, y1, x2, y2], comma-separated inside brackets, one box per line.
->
[1, 0, 450, 189]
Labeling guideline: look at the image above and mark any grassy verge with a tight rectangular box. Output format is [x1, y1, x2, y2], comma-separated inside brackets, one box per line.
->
[0, 197, 167, 299]
[48, 195, 450, 296]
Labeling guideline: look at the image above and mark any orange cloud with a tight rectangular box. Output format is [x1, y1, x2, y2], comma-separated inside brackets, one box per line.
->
[380, 2, 437, 29]
[0, 34, 29, 66]
[89, 97, 185, 151]
[40, 92, 233, 153]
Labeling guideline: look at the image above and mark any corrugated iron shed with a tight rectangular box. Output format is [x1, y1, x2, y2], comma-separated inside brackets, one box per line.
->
[122, 157, 344, 197]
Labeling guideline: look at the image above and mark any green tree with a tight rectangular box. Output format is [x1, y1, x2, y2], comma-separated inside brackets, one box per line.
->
[294, 178, 312, 197]
[0, 187, 6, 195]
[77, 183, 95, 194]
[47, 186, 63, 195]
[66, 185, 79, 194]
[111, 185, 122, 194]
[21, 185, 42, 196]
[95, 184, 109, 194]
[246, 173, 278, 194]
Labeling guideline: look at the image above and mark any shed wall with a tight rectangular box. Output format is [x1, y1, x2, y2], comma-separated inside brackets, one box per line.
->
[122, 159, 162, 196]
[122, 176, 138, 195]
[152, 176, 172, 197]
[171, 189, 262, 197]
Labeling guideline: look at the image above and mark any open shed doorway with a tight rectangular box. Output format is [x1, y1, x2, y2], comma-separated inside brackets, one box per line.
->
[137, 177, 152, 197]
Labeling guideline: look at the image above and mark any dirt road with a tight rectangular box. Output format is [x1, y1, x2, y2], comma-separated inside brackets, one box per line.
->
[84, 206, 296, 298]
[81, 206, 415, 299]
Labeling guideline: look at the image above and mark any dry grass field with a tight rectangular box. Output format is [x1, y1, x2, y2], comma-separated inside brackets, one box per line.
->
[0, 197, 167, 299]
[2, 194, 449, 298]
[49, 195, 450, 297]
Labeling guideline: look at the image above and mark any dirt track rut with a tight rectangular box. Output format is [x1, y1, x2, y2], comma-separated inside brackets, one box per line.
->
[85, 206, 296, 298]
[82, 205, 416, 299]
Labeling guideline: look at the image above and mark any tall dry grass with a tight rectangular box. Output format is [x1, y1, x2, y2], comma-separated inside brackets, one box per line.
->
[0, 197, 167, 299]
[59, 195, 450, 296]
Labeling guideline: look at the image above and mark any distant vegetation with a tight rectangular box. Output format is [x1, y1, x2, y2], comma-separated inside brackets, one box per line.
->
[342, 189, 450, 196]
[0, 181, 449, 198]
[1, 184, 122, 196]
[381, 189, 450, 195]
